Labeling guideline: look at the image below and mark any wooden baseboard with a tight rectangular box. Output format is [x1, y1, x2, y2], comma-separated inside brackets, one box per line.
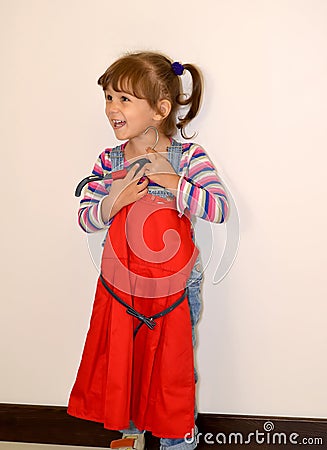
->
[0, 404, 119, 448]
[0, 404, 326, 449]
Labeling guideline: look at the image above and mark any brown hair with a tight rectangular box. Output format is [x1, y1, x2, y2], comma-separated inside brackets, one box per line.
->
[97, 51, 203, 139]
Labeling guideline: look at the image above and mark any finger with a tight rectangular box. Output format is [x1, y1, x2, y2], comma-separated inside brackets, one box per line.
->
[136, 176, 149, 190]
[145, 146, 156, 153]
[145, 147, 158, 158]
[125, 163, 140, 180]
[136, 185, 148, 199]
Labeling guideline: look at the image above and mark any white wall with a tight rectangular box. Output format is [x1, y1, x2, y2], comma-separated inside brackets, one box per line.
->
[1, 0, 327, 418]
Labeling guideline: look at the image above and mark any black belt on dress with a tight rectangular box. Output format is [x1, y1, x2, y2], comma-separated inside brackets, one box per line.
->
[99, 273, 187, 338]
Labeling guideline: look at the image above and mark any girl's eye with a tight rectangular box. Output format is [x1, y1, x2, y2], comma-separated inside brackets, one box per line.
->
[106, 94, 112, 101]
[121, 96, 130, 102]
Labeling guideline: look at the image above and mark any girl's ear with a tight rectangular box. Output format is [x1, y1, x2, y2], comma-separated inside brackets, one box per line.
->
[153, 99, 171, 121]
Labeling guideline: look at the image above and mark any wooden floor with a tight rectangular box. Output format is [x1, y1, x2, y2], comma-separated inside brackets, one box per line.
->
[0, 444, 107, 450]
[0, 437, 161, 450]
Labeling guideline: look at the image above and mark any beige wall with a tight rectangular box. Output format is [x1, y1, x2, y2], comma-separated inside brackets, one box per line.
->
[1, 0, 327, 418]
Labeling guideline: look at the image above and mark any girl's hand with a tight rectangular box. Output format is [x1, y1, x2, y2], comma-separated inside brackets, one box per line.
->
[144, 147, 180, 192]
[101, 164, 149, 222]
[111, 163, 149, 207]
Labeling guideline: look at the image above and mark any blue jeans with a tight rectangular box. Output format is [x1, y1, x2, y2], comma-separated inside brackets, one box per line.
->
[121, 425, 199, 450]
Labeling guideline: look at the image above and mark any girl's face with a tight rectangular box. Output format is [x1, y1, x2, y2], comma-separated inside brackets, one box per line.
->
[104, 85, 160, 142]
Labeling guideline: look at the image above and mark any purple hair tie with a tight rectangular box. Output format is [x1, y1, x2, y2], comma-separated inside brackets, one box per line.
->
[171, 61, 185, 76]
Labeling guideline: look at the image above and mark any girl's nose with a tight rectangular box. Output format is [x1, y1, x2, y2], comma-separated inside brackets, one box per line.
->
[106, 101, 119, 115]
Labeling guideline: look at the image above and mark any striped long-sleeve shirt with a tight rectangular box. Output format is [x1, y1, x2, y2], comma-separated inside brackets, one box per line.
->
[78, 142, 229, 233]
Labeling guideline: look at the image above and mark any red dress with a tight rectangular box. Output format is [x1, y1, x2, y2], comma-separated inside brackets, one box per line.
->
[67, 193, 198, 438]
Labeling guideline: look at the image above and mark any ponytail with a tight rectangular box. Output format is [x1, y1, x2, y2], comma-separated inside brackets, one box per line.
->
[176, 63, 203, 139]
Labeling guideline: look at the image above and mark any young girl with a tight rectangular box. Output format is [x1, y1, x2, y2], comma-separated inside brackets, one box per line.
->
[68, 51, 229, 450]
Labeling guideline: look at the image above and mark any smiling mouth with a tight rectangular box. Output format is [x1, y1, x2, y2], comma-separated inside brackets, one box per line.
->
[112, 119, 126, 129]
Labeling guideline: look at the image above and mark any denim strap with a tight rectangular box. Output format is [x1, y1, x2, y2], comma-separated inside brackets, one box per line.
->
[168, 139, 183, 172]
[110, 145, 124, 172]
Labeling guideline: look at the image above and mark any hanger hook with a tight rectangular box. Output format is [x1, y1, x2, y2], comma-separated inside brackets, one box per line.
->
[144, 126, 159, 150]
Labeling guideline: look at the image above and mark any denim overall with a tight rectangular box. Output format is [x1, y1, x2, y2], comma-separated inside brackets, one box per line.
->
[110, 140, 201, 450]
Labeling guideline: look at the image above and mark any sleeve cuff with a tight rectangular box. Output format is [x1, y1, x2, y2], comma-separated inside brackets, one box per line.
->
[98, 196, 113, 228]
[176, 176, 187, 217]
